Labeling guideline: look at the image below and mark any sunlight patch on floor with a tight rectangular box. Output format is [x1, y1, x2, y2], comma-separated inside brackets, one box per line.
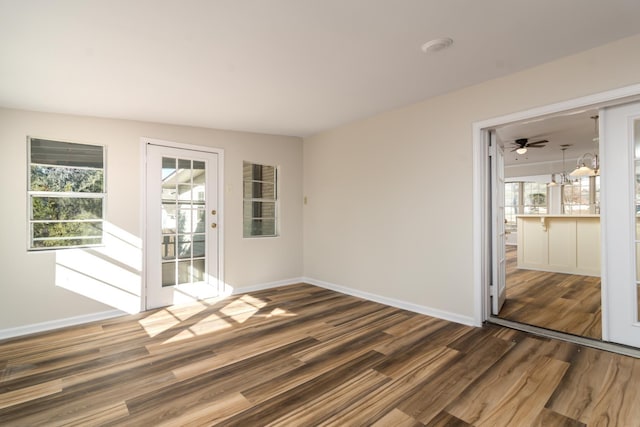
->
[162, 313, 233, 344]
[220, 295, 268, 323]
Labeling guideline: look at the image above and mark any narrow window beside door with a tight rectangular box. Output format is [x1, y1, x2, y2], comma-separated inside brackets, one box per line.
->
[27, 137, 105, 250]
[243, 161, 278, 238]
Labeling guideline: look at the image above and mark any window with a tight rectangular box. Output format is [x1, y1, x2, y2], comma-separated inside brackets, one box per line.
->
[28, 137, 105, 250]
[243, 161, 277, 237]
[504, 181, 548, 233]
[562, 176, 599, 214]
[522, 182, 548, 215]
[504, 182, 519, 234]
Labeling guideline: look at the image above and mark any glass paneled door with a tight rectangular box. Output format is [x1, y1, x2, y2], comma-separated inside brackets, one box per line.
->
[601, 101, 640, 348]
[145, 143, 220, 309]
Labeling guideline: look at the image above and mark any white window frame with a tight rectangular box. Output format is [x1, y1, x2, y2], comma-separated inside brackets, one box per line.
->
[243, 161, 279, 238]
[27, 136, 106, 251]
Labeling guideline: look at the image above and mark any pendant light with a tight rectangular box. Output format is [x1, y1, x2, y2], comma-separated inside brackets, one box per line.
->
[570, 115, 600, 177]
[559, 145, 573, 186]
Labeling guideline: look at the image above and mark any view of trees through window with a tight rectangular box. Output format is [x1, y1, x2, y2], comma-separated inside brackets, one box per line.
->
[28, 138, 105, 249]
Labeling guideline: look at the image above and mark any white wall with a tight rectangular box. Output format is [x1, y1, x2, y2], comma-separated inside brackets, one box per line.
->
[0, 109, 303, 331]
[303, 34, 640, 323]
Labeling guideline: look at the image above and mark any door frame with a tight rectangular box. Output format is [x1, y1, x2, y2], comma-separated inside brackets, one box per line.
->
[140, 137, 225, 310]
[473, 82, 640, 332]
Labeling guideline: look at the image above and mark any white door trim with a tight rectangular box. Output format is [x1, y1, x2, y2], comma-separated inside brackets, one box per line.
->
[140, 137, 225, 310]
[473, 82, 640, 328]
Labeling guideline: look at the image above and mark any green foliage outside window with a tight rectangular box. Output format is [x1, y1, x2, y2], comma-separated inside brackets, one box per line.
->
[28, 138, 105, 249]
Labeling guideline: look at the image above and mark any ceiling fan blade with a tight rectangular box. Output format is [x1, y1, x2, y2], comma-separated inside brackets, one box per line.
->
[527, 139, 549, 146]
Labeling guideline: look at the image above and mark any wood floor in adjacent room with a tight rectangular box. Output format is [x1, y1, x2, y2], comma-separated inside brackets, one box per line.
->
[2, 283, 638, 426]
[499, 245, 602, 340]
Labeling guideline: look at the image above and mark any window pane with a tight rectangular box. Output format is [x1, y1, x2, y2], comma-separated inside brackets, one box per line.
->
[32, 236, 102, 249]
[31, 165, 103, 192]
[194, 209, 206, 233]
[193, 161, 205, 185]
[178, 260, 191, 285]
[162, 205, 177, 233]
[178, 235, 191, 259]
[32, 197, 103, 220]
[244, 181, 275, 199]
[178, 184, 192, 202]
[245, 219, 276, 237]
[193, 234, 205, 258]
[243, 162, 275, 183]
[162, 262, 176, 287]
[33, 221, 102, 239]
[30, 138, 103, 168]
[178, 209, 192, 233]
[162, 235, 176, 260]
[193, 259, 205, 282]
[243, 201, 276, 219]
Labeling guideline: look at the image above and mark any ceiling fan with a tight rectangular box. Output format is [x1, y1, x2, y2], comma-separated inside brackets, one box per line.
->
[510, 138, 548, 154]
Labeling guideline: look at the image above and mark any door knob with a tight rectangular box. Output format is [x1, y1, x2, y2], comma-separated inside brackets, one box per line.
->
[211, 209, 217, 215]
[211, 223, 217, 229]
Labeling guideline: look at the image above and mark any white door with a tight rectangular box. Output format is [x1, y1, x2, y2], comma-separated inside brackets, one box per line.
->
[145, 143, 220, 309]
[602, 102, 640, 347]
[491, 132, 507, 314]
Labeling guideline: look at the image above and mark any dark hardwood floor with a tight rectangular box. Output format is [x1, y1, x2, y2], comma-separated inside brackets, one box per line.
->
[2, 283, 638, 426]
[498, 245, 602, 339]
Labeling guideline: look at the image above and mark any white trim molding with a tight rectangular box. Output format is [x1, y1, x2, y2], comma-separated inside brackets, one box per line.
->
[304, 277, 476, 327]
[0, 310, 125, 341]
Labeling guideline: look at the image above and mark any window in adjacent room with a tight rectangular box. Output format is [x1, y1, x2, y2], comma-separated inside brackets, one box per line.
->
[504, 182, 520, 234]
[243, 161, 278, 238]
[522, 182, 548, 215]
[562, 176, 600, 215]
[28, 137, 105, 250]
[504, 181, 548, 233]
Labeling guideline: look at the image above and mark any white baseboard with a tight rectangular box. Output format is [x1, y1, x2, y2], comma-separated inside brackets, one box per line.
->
[230, 277, 304, 295]
[303, 277, 478, 327]
[0, 277, 476, 340]
[0, 310, 126, 341]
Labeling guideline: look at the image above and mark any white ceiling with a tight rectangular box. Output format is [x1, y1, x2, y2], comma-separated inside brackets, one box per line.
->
[497, 108, 600, 166]
[1, 0, 640, 137]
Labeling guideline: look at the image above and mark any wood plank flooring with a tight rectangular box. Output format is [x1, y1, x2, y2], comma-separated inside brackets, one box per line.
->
[2, 283, 639, 426]
[499, 245, 602, 339]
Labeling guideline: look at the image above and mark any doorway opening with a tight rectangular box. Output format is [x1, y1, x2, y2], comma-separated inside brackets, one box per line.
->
[494, 109, 602, 339]
[473, 83, 640, 353]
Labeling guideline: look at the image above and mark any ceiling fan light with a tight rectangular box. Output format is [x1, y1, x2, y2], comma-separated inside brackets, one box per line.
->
[516, 147, 527, 155]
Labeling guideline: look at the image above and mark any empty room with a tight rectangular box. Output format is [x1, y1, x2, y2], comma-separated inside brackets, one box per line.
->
[2, 1, 640, 425]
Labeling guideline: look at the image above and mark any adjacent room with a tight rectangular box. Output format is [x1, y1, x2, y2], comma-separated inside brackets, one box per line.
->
[2, 1, 640, 425]
[495, 111, 603, 339]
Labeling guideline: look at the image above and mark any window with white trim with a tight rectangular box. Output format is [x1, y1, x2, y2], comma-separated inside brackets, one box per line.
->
[243, 161, 278, 237]
[504, 181, 548, 233]
[562, 176, 599, 215]
[28, 137, 105, 250]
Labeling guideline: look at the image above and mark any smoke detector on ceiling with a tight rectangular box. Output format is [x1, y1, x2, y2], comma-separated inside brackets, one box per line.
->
[421, 37, 454, 53]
